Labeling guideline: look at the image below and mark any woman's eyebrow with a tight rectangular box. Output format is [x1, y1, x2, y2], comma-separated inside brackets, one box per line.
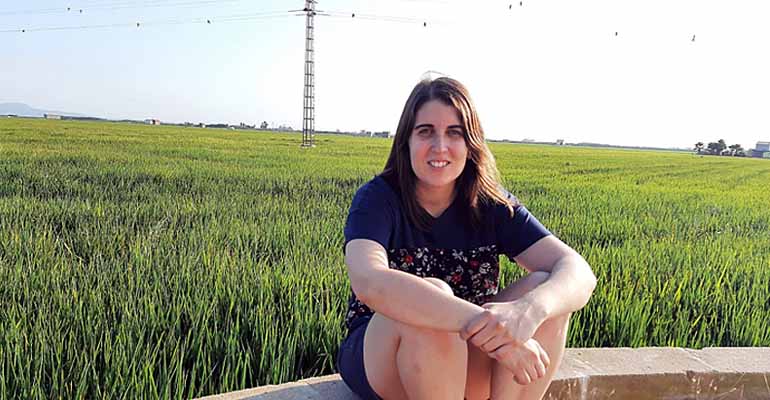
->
[413, 123, 464, 130]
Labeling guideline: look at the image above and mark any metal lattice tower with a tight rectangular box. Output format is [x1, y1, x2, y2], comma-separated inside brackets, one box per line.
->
[301, 0, 316, 147]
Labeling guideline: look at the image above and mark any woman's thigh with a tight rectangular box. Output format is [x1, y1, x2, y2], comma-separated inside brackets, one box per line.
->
[364, 312, 492, 400]
[465, 341, 493, 400]
[360, 275, 503, 400]
[362, 312, 409, 399]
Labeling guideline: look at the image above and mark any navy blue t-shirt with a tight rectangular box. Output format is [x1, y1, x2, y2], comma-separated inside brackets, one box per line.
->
[343, 175, 551, 331]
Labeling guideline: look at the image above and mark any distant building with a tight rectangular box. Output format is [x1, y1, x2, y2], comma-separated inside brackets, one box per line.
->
[750, 149, 770, 158]
[144, 118, 161, 125]
[750, 141, 770, 158]
[44, 113, 62, 120]
[372, 131, 390, 138]
[556, 139, 565, 145]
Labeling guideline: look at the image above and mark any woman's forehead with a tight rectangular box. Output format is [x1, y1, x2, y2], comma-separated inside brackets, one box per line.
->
[414, 100, 462, 124]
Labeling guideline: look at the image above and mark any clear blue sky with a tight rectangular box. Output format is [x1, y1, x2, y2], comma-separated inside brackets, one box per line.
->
[2, 0, 769, 149]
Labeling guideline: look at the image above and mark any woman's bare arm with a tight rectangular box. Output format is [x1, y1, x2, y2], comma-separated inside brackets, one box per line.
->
[345, 238, 483, 332]
[513, 235, 597, 319]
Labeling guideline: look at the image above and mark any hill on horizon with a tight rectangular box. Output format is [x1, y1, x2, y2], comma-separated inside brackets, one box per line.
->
[0, 102, 85, 118]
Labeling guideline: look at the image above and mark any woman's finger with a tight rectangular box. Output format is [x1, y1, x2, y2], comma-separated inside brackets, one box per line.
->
[489, 342, 512, 360]
[480, 334, 509, 353]
[526, 338, 550, 369]
[514, 369, 532, 386]
[538, 343, 551, 369]
[468, 318, 501, 348]
[460, 311, 490, 341]
[534, 359, 547, 379]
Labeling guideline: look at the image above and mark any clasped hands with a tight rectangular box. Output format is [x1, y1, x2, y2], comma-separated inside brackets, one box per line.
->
[460, 299, 550, 385]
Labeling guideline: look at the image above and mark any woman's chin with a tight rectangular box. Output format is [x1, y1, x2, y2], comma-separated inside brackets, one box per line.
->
[416, 177, 458, 191]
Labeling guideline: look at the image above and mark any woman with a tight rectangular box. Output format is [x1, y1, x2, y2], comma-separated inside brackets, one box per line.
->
[337, 76, 597, 400]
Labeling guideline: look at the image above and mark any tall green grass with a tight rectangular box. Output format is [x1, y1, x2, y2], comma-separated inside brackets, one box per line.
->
[1, 118, 768, 398]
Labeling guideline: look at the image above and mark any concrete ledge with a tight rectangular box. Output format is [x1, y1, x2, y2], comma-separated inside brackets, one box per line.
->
[198, 348, 770, 400]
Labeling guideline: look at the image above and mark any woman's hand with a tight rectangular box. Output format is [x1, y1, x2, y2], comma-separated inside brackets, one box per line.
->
[460, 298, 547, 353]
[489, 338, 551, 385]
[460, 299, 550, 383]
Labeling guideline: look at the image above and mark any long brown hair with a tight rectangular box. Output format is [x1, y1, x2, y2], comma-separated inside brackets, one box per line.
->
[381, 76, 516, 231]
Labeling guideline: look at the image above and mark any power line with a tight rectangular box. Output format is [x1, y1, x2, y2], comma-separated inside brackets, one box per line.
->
[325, 10, 434, 26]
[0, 11, 290, 33]
[0, 0, 469, 17]
[1, 0, 525, 32]
[0, 0, 255, 17]
[1, 4, 449, 33]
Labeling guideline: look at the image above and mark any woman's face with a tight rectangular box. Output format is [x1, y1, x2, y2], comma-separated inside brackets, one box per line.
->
[408, 99, 468, 196]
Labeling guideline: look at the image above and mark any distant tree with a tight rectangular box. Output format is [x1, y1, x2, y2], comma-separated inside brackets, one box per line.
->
[260, 121, 269, 130]
[706, 142, 720, 155]
[728, 144, 745, 157]
[717, 139, 727, 155]
[694, 142, 704, 154]
[706, 139, 727, 155]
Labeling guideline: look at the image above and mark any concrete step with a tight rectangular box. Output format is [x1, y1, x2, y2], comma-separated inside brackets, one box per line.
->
[199, 347, 770, 400]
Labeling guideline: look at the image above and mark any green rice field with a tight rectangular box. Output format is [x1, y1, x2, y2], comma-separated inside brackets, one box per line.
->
[1, 118, 768, 399]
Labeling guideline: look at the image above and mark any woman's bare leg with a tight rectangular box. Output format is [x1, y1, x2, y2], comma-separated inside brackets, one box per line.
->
[465, 344, 493, 400]
[488, 271, 571, 400]
[363, 277, 468, 399]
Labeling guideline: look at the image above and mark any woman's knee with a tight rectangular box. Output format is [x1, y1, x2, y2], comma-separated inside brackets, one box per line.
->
[537, 312, 571, 337]
[398, 321, 465, 354]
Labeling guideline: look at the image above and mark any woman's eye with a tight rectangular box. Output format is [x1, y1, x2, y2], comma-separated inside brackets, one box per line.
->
[449, 130, 462, 136]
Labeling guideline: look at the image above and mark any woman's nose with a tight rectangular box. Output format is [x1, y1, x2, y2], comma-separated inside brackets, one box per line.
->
[432, 134, 448, 152]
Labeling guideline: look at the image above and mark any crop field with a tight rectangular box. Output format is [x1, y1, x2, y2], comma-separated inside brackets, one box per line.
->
[1, 118, 769, 399]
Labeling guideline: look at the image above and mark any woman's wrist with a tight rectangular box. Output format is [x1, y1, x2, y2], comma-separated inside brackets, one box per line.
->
[520, 291, 552, 323]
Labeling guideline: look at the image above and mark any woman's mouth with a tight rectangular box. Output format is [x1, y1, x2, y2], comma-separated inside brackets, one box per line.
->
[428, 160, 450, 168]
